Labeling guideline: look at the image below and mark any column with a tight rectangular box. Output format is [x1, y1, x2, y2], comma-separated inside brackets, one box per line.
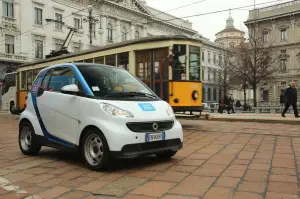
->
[101, 16, 107, 45]
[273, 81, 277, 103]
[116, 19, 121, 43]
[142, 25, 147, 37]
[130, 22, 135, 40]
[271, 20, 276, 45]
[290, 16, 295, 43]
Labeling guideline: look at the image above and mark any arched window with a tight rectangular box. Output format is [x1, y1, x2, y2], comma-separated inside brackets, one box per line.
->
[121, 27, 127, 42]
[107, 23, 113, 41]
[135, 31, 140, 39]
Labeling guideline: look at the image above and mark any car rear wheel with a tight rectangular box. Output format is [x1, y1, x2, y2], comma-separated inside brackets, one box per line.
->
[81, 128, 111, 170]
[19, 121, 41, 155]
[156, 150, 177, 159]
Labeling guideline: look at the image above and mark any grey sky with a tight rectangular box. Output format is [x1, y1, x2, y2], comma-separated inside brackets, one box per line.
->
[146, 0, 289, 41]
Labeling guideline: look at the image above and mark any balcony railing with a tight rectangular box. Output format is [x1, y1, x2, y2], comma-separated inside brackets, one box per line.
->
[0, 53, 27, 62]
[259, 0, 300, 12]
[2, 16, 16, 25]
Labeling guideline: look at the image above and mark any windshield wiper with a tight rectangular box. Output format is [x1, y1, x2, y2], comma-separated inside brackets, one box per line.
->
[105, 92, 157, 99]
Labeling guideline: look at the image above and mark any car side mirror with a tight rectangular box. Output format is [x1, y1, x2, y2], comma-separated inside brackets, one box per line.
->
[61, 84, 79, 95]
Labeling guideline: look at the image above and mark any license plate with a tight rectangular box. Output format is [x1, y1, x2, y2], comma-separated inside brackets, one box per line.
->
[145, 132, 165, 142]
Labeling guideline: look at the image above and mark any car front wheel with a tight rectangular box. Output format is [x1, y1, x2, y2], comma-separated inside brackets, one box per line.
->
[19, 121, 41, 155]
[81, 128, 111, 170]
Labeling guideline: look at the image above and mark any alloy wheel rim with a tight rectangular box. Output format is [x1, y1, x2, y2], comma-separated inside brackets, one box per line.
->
[20, 127, 32, 151]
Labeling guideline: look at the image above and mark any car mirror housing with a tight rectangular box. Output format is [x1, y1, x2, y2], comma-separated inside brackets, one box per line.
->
[61, 84, 80, 95]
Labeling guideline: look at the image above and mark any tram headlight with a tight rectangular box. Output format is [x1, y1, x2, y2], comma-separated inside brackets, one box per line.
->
[192, 90, 199, 100]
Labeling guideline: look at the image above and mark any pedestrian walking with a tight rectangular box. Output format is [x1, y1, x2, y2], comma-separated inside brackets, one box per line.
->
[282, 81, 300, 118]
[228, 95, 235, 114]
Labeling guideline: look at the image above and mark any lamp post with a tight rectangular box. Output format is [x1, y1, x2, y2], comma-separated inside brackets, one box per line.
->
[82, 5, 100, 47]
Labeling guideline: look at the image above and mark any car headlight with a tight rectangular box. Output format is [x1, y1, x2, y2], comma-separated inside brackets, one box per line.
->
[101, 103, 134, 118]
[192, 90, 199, 100]
[166, 105, 174, 116]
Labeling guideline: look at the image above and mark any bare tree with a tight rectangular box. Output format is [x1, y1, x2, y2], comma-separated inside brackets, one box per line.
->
[229, 28, 278, 107]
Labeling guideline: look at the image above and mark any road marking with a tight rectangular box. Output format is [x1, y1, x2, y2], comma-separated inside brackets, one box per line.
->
[0, 177, 42, 199]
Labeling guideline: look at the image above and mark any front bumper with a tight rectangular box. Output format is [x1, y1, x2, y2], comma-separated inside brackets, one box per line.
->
[111, 139, 183, 158]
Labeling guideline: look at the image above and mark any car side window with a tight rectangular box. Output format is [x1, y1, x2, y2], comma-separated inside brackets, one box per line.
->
[48, 67, 80, 92]
[41, 69, 53, 91]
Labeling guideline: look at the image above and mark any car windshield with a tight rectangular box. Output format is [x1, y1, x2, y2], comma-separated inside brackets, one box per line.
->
[76, 64, 158, 100]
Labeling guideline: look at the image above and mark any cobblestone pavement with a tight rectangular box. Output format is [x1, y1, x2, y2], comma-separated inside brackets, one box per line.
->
[1, 117, 300, 199]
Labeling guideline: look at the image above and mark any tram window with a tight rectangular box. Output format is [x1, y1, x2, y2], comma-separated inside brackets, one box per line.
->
[189, 45, 200, 81]
[118, 52, 129, 70]
[76, 60, 84, 63]
[172, 44, 186, 81]
[21, 71, 27, 90]
[84, 58, 94, 63]
[95, 56, 104, 64]
[27, 70, 33, 90]
[106, 54, 116, 66]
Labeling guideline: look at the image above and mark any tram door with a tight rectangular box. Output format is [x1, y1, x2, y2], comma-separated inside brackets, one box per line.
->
[136, 48, 169, 101]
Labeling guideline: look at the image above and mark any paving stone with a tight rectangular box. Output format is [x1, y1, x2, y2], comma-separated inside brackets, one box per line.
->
[130, 181, 175, 197]
[233, 192, 263, 199]
[93, 176, 148, 196]
[237, 181, 266, 193]
[203, 187, 233, 199]
[268, 182, 299, 194]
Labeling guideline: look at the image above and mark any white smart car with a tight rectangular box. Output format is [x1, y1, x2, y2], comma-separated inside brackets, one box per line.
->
[18, 63, 183, 170]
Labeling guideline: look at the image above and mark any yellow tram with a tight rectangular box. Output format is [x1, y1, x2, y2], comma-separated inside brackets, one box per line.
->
[13, 35, 204, 114]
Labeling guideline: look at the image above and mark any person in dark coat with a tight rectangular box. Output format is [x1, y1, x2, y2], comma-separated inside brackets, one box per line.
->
[236, 100, 242, 108]
[224, 95, 231, 114]
[282, 81, 300, 118]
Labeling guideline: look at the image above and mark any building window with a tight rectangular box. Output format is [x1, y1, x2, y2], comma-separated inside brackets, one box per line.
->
[281, 29, 287, 40]
[262, 90, 269, 102]
[229, 42, 235, 48]
[208, 68, 211, 80]
[107, 23, 113, 41]
[202, 88, 205, 102]
[2, 0, 14, 18]
[213, 54, 216, 64]
[34, 7, 43, 25]
[121, 27, 127, 42]
[35, 40, 43, 59]
[213, 88, 217, 101]
[74, 18, 80, 30]
[280, 59, 287, 72]
[208, 88, 211, 101]
[208, 52, 211, 63]
[74, 46, 80, 53]
[202, 51, 204, 61]
[55, 13, 62, 29]
[202, 68, 204, 80]
[55, 43, 62, 50]
[135, 31, 140, 39]
[219, 55, 222, 65]
[281, 49, 286, 54]
[263, 32, 268, 42]
[213, 70, 216, 82]
[5, 34, 14, 54]
[92, 23, 96, 37]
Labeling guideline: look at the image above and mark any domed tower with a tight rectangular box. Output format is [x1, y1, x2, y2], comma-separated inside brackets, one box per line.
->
[215, 11, 245, 48]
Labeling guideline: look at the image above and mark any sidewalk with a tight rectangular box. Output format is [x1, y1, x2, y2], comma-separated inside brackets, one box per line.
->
[177, 112, 300, 125]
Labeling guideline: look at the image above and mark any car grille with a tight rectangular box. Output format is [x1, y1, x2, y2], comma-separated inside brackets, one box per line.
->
[126, 120, 174, 132]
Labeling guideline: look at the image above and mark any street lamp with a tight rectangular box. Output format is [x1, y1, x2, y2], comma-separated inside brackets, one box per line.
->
[82, 5, 101, 47]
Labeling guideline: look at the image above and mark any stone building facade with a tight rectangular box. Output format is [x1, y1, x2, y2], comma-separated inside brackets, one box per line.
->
[201, 38, 227, 105]
[0, 0, 197, 77]
[245, 0, 300, 105]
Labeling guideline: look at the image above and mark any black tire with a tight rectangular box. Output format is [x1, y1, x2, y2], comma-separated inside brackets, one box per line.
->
[156, 150, 177, 159]
[81, 128, 111, 170]
[10, 102, 16, 114]
[19, 121, 41, 156]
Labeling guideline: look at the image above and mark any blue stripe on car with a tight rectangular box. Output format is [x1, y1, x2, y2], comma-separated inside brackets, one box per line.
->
[30, 63, 92, 147]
